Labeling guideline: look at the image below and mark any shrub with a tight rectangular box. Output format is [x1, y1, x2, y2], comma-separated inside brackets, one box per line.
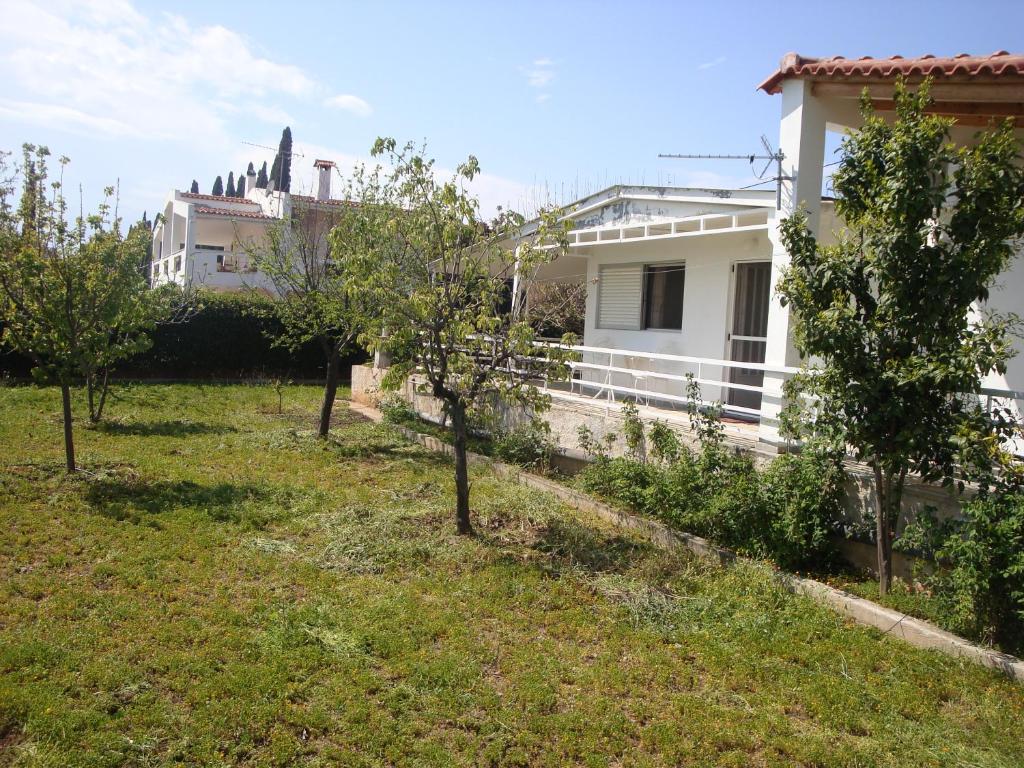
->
[0, 291, 366, 380]
[902, 494, 1024, 652]
[761, 448, 846, 571]
[575, 398, 845, 573]
[377, 393, 418, 426]
[492, 421, 558, 470]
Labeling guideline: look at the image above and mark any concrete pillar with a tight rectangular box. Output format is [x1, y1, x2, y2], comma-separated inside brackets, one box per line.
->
[758, 79, 826, 448]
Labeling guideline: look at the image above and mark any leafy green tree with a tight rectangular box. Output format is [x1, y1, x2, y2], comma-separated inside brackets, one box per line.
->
[212, 176, 224, 196]
[256, 161, 268, 189]
[236, 171, 245, 197]
[226, 171, 236, 197]
[337, 139, 574, 534]
[777, 80, 1024, 594]
[190, 180, 199, 194]
[242, 198, 365, 438]
[0, 145, 188, 469]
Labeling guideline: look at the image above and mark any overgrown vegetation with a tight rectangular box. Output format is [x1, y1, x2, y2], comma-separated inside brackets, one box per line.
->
[577, 393, 846, 572]
[899, 494, 1024, 653]
[1, 383, 1022, 765]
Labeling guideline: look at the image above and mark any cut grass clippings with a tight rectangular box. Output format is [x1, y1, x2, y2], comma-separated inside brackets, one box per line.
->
[0, 383, 1022, 766]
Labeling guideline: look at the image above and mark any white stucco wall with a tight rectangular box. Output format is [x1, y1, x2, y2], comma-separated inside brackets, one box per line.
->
[578, 228, 772, 404]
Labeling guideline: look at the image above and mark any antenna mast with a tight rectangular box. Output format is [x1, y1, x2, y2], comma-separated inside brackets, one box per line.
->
[658, 135, 790, 210]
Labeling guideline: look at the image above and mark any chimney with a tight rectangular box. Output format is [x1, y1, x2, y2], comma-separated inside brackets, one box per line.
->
[314, 159, 335, 201]
[246, 166, 257, 197]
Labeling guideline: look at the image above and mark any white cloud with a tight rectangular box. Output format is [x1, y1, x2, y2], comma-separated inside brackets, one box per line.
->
[323, 94, 373, 118]
[697, 56, 727, 71]
[521, 57, 555, 89]
[0, 98, 142, 138]
[535, 93, 551, 104]
[0, 0, 342, 148]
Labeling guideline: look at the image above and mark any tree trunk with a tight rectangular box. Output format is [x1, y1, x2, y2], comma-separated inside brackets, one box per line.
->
[87, 369, 110, 423]
[873, 464, 895, 596]
[450, 403, 473, 536]
[60, 381, 76, 474]
[318, 342, 340, 439]
[86, 373, 96, 423]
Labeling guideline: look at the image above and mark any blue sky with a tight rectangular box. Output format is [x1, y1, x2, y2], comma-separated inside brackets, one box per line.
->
[1, 0, 1021, 220]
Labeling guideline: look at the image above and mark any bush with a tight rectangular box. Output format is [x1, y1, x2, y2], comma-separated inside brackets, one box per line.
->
[902, 494, 1024, 652]
[492, 421, 558, 470]
[377, 393, 418, 426]
[762, 449, 846, 571]
[576, 402, 845, 573]
[0, 291, 366, 380]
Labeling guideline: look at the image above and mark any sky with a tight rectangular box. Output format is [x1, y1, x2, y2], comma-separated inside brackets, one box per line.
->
[1, 0, 1021, 221]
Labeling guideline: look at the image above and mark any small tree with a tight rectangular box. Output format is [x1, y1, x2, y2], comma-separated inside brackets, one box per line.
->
[190, 180, 199, 194]
[236, 172, 246, 197]
[777, 80, 1024, 595]
[212, 176, 224, 196]
[256, 161, 268, 190]
[226, 171, 236, 198]
[337, 139, 574, 534]
[242, 199, 364, 438]
[0, 145, 189, 469]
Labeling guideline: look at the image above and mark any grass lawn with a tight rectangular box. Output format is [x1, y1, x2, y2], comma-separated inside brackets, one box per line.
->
[1, 384, 1022, 767]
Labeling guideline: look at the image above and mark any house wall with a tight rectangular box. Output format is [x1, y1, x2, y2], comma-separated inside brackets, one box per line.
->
[579, 229, 772, 403]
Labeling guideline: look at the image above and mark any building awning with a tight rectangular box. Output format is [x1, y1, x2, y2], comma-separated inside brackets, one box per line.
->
[758, 51, 1024, 125]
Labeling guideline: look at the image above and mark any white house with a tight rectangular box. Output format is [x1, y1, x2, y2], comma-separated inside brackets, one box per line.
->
[150, 159, 346, 294]
[510, 51, 1024, 451]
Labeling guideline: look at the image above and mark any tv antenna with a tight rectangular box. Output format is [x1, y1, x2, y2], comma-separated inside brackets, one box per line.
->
[658, 135, 790, 210]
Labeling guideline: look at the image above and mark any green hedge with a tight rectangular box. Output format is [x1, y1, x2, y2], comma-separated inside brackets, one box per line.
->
[0, 292, 366, 380]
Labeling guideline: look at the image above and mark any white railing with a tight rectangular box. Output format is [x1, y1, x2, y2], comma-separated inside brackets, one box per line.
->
[568, 207, 771, 247]
[520, 341, 1024, 429]
[521, 341, 798, 420]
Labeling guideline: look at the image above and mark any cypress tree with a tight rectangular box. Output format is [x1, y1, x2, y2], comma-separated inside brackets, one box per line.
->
[256, 161, 268, 189]
[190, 179, 199, 194]
[269, 153, 282, 191]
[226, 172, 236, 197]
[278, 127, 292, 192]
[236, 172, 246, 197]
[212, 176, 224, 196]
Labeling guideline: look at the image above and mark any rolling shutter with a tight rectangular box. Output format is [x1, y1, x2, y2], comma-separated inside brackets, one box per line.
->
[597, 265, 643, 330]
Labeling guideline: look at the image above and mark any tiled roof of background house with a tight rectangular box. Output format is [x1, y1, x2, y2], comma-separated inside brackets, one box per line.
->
[182, 192, 258, 205]
[758, 51, 1024, 94]
[291, 194, 355, 207]
[194, 205, 274, 220]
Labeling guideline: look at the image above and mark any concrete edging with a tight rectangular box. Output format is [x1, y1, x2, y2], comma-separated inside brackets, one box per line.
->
[349, 401, 1024, 684]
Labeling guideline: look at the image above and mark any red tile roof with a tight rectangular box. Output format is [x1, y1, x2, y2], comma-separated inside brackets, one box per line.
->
[758, 51, 1024, 94]
[194, 205, 274, 220]
[181, 192, 258, 205]
[291, 194, 355, 207]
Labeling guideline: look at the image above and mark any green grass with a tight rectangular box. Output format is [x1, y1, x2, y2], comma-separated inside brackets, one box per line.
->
[1, 383, 1022, 767]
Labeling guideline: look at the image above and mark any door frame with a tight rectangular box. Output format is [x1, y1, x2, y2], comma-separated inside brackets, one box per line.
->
[723, 259, 773, 411]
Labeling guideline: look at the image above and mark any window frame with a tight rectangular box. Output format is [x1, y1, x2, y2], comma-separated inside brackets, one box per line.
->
[642, 262, 685, 331]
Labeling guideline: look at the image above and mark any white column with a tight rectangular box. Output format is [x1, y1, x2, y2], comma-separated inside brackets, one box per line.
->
[758, 79, 826, 448]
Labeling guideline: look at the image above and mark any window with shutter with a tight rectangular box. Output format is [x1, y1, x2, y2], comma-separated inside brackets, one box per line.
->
[597, 265, 643, 330]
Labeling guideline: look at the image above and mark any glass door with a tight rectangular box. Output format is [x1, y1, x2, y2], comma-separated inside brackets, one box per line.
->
[727, 262, 771, 412]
